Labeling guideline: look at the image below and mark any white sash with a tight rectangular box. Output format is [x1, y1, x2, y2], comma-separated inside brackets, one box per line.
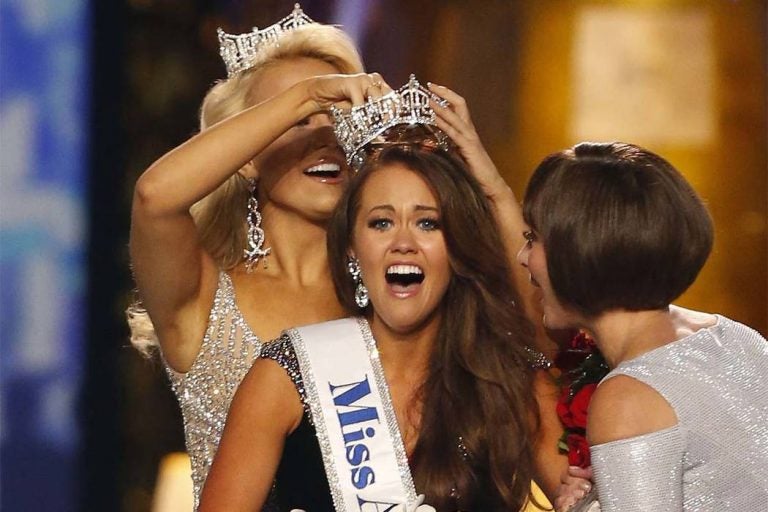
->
[288, 317, 417, 512]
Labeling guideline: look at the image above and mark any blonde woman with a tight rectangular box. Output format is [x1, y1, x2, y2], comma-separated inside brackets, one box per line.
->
[128, 12, 385, 505]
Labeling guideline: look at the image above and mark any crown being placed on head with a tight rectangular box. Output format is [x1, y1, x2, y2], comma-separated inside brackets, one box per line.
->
[331, 75, 450, 168]
[217, 3, 315, 77]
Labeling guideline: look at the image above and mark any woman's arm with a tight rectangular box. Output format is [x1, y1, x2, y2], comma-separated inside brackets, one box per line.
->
[428, 84, 557, 358]
[587, 375, 682, 512]
[198, 357, 304, 510]
[531, 369, 570, 500]
[130, 72, 386, 371]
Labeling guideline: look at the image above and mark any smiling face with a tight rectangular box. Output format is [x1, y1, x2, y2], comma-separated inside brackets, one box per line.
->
[248, 57, 349, 222]
[516, 229, 581, 330]
[350, 163, 452, 335]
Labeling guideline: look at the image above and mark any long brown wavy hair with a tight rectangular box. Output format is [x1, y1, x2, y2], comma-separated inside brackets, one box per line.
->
[327, 147, 540, 510]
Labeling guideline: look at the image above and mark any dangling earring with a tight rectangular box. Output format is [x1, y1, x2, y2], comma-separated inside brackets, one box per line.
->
[244, 178, 271, 272]
[347, 257, 369, 308]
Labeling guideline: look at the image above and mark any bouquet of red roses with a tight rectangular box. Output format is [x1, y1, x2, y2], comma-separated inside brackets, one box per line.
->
[554, 332, 609, 468]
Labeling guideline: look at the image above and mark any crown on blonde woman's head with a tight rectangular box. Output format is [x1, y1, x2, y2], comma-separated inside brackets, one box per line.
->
[217, 3, 315, 77]
[331, 75, 451, 168]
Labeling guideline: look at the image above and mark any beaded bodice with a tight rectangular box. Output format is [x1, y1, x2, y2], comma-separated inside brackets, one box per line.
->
[165, 271, 262, 510]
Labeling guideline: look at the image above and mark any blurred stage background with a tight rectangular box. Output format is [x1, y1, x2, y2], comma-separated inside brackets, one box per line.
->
[1, 1, 765, 510]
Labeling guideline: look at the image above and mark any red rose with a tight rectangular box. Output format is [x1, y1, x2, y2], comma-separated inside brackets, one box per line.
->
[570, 331, 595, 351]
[568, 383, 597, 429]
[556, 386, 576, 428]
[566, 433, 591, 468]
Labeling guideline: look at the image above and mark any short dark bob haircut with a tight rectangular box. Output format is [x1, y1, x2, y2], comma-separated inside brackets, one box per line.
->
[523, 141, 714, 317]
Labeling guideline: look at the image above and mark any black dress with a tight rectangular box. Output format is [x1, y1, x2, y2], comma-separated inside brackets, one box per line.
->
[261, 335, 334, 511]
[260, 332, 553, 511]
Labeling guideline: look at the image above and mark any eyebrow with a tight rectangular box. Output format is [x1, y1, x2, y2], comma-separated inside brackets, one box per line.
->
[367, 204, 439, 214]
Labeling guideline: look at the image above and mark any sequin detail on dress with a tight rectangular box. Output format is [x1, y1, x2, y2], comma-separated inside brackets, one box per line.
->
[526, 346, 552, 370]
[590, 314, 768, 511]
[165, 271, 263, 510]
[260, 334, 312, 422]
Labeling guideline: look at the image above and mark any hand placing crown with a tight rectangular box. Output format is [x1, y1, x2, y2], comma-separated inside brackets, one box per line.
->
[331, 75, 451, 168]
[217, 3, 315, 77]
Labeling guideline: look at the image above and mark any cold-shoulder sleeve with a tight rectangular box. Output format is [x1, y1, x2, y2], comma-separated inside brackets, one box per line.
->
[260, 334, 312, 420]
[590, 425, 685, 512]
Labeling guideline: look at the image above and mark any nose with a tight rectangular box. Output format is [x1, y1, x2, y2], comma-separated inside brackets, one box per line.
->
[516, 241, 529, 268]
[390, 224, 417, 254]
[309, 114, 339, 150]
[312, 124, 339, 149]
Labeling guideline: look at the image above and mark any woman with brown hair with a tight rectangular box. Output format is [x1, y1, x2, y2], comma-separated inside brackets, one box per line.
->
[199, 80, 566, 509]
[519, 142, 768, 511]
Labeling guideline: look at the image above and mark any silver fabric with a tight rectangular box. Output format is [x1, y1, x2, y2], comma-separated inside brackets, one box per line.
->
[590, 314, 768, 511]
[165, 271, 263, 510]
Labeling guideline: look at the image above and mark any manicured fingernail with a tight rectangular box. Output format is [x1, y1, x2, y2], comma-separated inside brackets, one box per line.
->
[580, 482, 591, 491]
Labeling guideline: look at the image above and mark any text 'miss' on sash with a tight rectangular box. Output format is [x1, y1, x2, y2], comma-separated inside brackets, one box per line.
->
[288, 317, 417, 512]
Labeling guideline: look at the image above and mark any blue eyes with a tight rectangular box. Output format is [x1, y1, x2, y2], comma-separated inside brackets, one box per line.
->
[417, 218, 440, 231]
[368, 218, 392, 230]
[367, 217, 441, 231]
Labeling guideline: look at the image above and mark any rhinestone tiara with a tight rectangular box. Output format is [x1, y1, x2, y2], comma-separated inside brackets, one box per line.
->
[217, 3, 315, 78]
[331, 75, 450, 167]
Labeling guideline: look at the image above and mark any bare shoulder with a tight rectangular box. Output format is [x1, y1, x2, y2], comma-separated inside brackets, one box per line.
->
[587, 374, 678, 446]
[229, 356, 305, 435]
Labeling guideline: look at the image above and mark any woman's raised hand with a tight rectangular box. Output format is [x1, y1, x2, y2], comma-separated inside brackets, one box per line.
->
[305, 72, 392, 111]
[428, 83, 510, 202]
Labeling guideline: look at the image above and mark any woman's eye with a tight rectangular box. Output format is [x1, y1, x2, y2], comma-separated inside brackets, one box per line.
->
[367, 218, 392, 230]
[295, 117, 311, 127]
[417, 218, 440, 231]
[523, 230, 537, 246]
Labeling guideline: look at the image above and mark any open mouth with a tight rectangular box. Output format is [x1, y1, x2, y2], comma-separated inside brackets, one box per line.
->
[529, 274, 541, 288]
[385, 264, 425, 289]
[304, 162, 341, 179]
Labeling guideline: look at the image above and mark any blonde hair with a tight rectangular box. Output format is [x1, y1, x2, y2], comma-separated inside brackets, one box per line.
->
[196, 24, 363, 268]
[129, 24, 364, 353]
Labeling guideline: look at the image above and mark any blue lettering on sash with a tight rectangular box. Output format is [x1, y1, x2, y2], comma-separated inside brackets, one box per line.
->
[329, 375, 381, 490]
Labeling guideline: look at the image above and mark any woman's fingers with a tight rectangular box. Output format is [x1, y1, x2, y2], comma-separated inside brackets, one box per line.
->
[430, 98, 472, 139]
[428, 82, 471, 124]
[554, 495, 577, 512]
[432, 112, 461, 142]
[310, 72, 390, 109]
[568, 465, 594, 480]
[552, 465, 595, 512]
[356, 72, 393, 105]
[367, 72, 393, 96]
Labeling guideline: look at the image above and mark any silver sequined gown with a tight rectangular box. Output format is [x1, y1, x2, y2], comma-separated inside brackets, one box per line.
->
[165, 272, 263, 510]
[590, 314, 768, 511]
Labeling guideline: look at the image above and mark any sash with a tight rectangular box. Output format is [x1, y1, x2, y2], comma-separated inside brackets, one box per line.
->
[287, 317, 417, 512]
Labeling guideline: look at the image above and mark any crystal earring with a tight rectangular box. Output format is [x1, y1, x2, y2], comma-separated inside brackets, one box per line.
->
[244, 178, 271, 272]
[347, 257, 369, 308]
